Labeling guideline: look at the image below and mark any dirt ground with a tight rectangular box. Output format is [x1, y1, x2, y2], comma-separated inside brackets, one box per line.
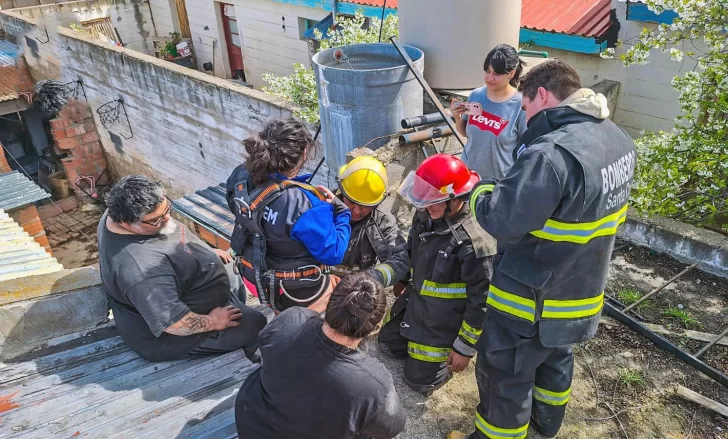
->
[44, 204, 103, 268]
[358, 241, 728, 439]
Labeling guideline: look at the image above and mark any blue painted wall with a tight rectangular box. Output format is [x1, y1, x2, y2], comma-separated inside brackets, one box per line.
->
[273, 0, 604, 54]
[626, 2, 678, 25]
[271, 0, 396, 18]
[519, 29, 606, 54]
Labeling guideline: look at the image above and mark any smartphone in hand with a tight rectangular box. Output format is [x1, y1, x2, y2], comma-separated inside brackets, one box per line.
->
[454, 101, 483, 116]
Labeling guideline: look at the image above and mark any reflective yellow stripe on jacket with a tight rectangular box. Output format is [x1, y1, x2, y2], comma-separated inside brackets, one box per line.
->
[475, 412, 528, 439]
[458, 320, 483, 345]
[375, 263, 395, 287]
[542, 292, 604, 319]
[407, 341, 450, 363]
[530, 204, 628, 244]
[487, 286, 603, 322]
[421, 280, 467, 299]
[486, 285, 536, 323]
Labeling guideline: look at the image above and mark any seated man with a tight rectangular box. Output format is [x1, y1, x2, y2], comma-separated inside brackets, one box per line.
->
[98, 175, 267, 363]
[329, 156, 409, 288]
[235, 273, 406, 439]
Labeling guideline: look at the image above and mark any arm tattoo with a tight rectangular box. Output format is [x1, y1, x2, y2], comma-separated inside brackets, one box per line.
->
[164, 312, 213, 336]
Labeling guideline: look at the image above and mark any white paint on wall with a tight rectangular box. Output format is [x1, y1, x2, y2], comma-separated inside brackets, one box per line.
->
[186, 0, 327, 87]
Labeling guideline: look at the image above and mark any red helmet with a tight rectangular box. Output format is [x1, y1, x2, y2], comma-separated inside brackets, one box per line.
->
[398, 154, 480, 208]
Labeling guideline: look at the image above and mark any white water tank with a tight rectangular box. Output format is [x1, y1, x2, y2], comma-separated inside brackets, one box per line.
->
[398, 0, 522, 90]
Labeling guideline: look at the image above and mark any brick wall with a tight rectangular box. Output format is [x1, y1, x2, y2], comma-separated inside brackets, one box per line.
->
[49, 100, 109, 201]
[8, 205, 53, 255]
[0, 10, 300, 198]
[0, 145, 11, 173]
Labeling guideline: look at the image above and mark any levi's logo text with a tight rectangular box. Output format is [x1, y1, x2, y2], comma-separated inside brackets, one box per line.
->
[469, 110, 510, 136]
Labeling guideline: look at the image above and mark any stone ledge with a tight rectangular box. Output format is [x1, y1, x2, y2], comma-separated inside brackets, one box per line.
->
[0, 284, 109, 360]
[618, 209, 728, 279]
[0, 266, 102, 306]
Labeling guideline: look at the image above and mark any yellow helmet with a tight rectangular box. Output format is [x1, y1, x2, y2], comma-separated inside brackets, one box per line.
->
[338, 156, 388, 206]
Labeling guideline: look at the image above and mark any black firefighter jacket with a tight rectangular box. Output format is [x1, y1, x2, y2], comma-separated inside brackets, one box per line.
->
[470, 88, 637, 347]
[401, 205, 496, 360]
[333, 206, 409, 288]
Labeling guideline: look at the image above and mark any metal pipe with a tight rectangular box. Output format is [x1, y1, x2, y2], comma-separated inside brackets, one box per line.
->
[623, 263, 698, 313]
[695, 327, 728, 358]
[390, 37, 464, 152]
[401, 112, 446, 129]
[603, 302, 728, 388]
[399, 124, 452, 146]
[518, 49, 549, 58]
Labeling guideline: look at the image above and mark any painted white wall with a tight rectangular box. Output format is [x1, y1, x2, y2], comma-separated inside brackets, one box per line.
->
[149, 0, 180, 37]
[529, 1, 698, 137]
[186, 0, 327, 87]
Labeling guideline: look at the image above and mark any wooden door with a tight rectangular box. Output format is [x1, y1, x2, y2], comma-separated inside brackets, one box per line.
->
[175, 0, 192, 38]
[221, 3, 245, 81]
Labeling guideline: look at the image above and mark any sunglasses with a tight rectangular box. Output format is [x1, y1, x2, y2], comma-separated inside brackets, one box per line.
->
[140, 196, 172, 226]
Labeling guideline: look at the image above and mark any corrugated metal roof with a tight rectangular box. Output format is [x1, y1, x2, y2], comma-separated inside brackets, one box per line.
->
[0, 171, 52, 211]
[0, 209, 63, 282]
[521, 0, 613, 37]
[0, 40, 20, 68]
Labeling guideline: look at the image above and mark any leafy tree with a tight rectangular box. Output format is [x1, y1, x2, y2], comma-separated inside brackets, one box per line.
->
[602, 0, 728, 230]
[262, 11, 398, 124]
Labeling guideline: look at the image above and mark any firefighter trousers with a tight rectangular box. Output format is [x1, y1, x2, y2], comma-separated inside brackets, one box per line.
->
[469, 314, 573, 439]
[377, 292, 452, 395]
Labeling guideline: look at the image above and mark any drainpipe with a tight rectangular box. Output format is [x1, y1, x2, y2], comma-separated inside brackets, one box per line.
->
[332, 0, 337, 22]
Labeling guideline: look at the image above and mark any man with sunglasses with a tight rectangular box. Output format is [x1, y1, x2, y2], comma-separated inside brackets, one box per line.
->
[98, 175, 267, 362]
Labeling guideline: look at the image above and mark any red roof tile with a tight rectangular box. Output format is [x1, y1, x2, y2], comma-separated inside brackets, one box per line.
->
[520, 0, 613, 37]
[350, 0, 612, 38]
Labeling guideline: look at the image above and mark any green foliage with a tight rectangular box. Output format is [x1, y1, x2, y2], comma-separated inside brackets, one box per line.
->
[618, 368, 646, 388]
[663, 307, 700, 328]
[262, 11, 399, 124]
[617, 288, 644, 306]
[160, 32, 183, 59]
[602, 0, 728, 230]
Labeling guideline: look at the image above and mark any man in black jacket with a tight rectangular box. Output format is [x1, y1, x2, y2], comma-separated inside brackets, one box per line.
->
[449, 60, 636, 439]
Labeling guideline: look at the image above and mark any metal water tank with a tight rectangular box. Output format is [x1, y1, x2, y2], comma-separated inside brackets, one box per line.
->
[398, 0, 522, 90]
[312, 43, 424, 185]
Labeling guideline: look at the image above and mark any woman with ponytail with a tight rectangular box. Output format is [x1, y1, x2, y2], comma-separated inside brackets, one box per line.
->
[235, 273, 406, 439]
[225, 118, 351, 313]
[450, 44, 527, 180]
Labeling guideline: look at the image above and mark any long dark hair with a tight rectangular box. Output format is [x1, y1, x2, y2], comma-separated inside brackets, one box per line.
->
[484, 44, 526, 87]
[324, 273, 386, 339]
[243, 118, 317, 185]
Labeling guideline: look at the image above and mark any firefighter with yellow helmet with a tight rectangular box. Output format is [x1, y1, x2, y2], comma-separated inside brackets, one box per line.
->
[333, 156, 409, 289]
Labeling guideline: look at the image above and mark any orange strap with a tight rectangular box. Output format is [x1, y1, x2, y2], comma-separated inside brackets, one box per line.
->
[237, 257, 327, 279]
[247, 180, 325, 213]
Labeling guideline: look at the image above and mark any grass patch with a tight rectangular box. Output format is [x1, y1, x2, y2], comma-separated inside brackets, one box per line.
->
[618, 368, 646, 388]
[664, 307, 700, 328]
[617, 288, 650, 308]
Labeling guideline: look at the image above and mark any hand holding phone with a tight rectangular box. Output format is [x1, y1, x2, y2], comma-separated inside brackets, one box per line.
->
[454, 101, 482, 116]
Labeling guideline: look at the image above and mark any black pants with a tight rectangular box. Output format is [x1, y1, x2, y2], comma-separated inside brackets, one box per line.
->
[468, 314, 573, 439]
[377, 292, 452, 395]
[190, 262, 267, 361]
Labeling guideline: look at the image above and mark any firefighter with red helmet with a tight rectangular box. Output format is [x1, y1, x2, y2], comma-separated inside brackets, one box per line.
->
[378, 154, 496, 395]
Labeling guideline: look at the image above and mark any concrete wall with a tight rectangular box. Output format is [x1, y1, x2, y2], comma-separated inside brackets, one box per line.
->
[0, 9, 298, 197]
[527, 0, 699, 138]
[7, 0, 158, 55]
[186, 0, 327, 86]
[0, 266, 108, 360]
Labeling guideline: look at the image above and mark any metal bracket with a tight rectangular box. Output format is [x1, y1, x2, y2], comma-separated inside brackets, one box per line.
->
[390, 37, 465, 153]
[96, 97, 134, 140]
[36, 27, 50, 44]
[62, 78, 88, 102]
[603, 301, 728, 388]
